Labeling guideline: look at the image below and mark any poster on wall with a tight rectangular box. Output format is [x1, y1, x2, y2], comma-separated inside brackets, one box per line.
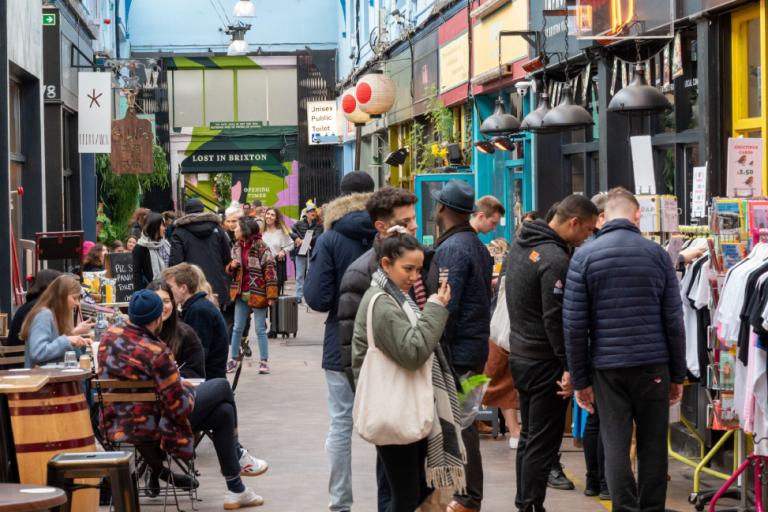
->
[726, 138, 764, 198]
[78, 72, 112, 153]
[630, 135, 656, 195]
[691, 165, 708, 219]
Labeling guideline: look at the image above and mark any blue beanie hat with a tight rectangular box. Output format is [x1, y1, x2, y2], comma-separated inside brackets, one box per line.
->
[128, 290, 164, 326]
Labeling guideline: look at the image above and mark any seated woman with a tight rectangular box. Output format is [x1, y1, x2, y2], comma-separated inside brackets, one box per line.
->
[146, 280, 205, 379]
[351, 231, 464, 512]
[20, 275, 93, 367]
[98, 290, 267, 510]
[7, 269, 63, 347]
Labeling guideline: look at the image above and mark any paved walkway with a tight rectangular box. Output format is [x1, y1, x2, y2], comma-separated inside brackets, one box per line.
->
[157, 304, 728, 511]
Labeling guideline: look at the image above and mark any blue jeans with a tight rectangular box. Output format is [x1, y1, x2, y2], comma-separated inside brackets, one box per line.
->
[325, 370, 354, 511]
[230, 298, 268, 361]
[295, 255, 307, 300]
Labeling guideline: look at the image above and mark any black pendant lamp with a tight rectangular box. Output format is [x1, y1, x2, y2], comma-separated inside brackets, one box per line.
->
[521, 92, 553, 132]
[480, 97, 521, 136]
[608, 63, 671, 114]
[541, 85, 593, 130]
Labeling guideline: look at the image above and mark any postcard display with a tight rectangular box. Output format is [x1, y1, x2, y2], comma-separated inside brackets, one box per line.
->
[677, 197, 768, 451]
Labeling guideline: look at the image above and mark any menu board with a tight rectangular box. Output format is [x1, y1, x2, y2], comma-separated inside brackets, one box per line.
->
[105, 252, 134, 303]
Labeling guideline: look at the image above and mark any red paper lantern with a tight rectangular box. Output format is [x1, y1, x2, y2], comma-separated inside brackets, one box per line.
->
[341, 87, 370, 126]
[355, 71, 395, 117]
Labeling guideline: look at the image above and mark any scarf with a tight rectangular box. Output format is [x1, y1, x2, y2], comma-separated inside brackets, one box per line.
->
[371, 269, 467, 492]
[435, 222, 476, 248]
[138, 235, 170, 280]
[238, 234, 262, 292]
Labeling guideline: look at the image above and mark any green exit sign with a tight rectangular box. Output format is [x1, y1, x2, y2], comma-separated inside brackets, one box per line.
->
[42, 13, 56, 26]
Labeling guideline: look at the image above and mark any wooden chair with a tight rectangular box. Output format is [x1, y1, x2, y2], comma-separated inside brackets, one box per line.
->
[92, 379, 198, 512]
[0, 345, 25, 370]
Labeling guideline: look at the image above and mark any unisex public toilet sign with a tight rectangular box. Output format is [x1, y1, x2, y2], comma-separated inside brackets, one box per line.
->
[307, 101, 340, 145]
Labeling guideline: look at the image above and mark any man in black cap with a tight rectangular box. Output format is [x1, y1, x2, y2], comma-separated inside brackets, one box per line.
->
[304, 170, 377, 512]
[169, 198, 232, 308]
[98, 289, 267, 509]
[429, 179, 493, 512]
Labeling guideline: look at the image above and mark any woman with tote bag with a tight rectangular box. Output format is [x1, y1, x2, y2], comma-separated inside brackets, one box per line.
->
[351, 230, 466, 512]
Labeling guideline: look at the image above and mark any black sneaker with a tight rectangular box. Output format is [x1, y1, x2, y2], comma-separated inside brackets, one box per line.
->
[598, 488, 611, 501]
[584, 481, 600, 497]
[547, 456, 575, 490]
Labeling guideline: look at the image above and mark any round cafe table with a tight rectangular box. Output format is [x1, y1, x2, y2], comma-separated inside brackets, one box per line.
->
[0, 484, 66, 512]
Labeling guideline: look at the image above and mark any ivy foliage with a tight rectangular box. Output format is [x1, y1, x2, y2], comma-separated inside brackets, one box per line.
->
[96, 143, 170, 243]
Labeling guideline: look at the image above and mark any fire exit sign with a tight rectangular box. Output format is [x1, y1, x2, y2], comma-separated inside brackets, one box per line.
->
[43, 13, 56, 26]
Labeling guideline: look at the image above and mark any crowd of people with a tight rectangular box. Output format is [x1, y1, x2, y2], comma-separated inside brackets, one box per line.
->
[5, 170, 693, 511]
[301, 176, 688, 512]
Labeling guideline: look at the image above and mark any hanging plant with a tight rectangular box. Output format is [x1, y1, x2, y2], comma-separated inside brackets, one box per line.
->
[212, 173, 232, 207]
[96, 143, 170, 243]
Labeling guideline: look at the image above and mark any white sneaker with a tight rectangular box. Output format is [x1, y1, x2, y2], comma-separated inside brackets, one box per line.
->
[509, 436, 519, 449]
[239, 448, 269, 476]
[224, 487, 264, 509]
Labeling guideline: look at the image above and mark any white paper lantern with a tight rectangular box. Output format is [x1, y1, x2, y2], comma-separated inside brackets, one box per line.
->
[341, 87, 371, 126]
[355, 72, 396, 117]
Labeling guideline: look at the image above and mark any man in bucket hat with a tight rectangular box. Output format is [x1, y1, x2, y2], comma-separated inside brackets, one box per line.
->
[429, 179, 493, 512]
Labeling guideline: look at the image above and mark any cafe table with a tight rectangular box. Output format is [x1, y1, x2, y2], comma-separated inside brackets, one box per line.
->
[0, 368, 98, 511]
[0, 484, 66, 512]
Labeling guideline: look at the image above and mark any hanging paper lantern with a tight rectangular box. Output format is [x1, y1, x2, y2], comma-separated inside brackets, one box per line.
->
[341, 87, 371, 126]
[355, 71, 396, 117]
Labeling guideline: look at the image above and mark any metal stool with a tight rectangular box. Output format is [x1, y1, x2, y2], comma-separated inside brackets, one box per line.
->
[47, 451, 139, 512]
[476, 406, 501, 438]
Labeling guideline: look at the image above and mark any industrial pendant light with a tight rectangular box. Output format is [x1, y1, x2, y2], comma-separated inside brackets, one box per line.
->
[541, 85, 593, 130]
[480, 97, 521, 136]
[474, 140, 496, 154]
[233, 0, 257, 17]
[226, 23, 251, 56]
[608, 63, 671, 114]
[521, 91, 552, 132]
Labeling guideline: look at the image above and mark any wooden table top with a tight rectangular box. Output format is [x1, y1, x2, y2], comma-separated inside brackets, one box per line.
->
[0, 484, 66, 512]
[0, 368, 92, 394]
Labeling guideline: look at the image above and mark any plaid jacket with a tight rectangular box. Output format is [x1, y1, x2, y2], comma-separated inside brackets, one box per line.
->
[98, 323, 195, 458]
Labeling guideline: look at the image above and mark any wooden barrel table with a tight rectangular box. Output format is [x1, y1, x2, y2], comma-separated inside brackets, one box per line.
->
[0, 369, 98, 512]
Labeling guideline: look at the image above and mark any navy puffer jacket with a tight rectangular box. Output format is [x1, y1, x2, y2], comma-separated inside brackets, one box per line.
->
[563, 219, 687, 390]
[304, 193, 376, 372]
[430, 230, 493, 370]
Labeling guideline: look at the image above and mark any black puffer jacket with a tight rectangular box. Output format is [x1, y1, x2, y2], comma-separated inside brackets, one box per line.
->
[169, 213, 232, 306]
[336, 245, 436, 387]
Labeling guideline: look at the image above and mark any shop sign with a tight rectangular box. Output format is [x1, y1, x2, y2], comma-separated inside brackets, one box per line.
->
[209, 121, 264, 129]
[439, 33, 469, 94]
[111, 110, 153, 174]
[691, 165, 708, 218]
[726, 138, 764, 198]
[42, 8, 61, 102]
[78, 72, 112, 153]
[472, 1, 529, 79]
[181, 149, 283, 173]
[307, 101, 340, 145]
[574, 0, 674, 40]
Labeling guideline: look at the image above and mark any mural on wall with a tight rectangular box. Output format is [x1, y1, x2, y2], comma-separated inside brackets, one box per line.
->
[180, 126, 300, 221]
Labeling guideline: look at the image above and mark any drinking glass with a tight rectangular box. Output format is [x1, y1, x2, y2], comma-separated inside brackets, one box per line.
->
[64, 351, 78, 368]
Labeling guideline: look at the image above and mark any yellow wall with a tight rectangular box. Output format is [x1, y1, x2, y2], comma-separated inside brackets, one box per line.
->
[731, 0, 768, 193]
[472, 0, 529, 78]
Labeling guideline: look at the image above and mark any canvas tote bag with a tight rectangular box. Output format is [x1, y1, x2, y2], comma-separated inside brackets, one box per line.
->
[353, 292, 434, 445]
[489, 276, 511, 351]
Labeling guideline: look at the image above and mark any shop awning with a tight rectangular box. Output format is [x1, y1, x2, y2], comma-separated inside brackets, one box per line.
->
[180, 126, 297, 174]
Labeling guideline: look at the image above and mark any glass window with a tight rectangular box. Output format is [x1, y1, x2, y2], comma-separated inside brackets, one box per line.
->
[237, 70, 268, 122]
[9, 80, 21, 154]
[747, 18, 762, 118]
[172, 70, 204, 128]
[658, 147, 675, 194]
[267, 69, 298, 125]
[568, 153, 585, 194]
[204, 70, 235, 124]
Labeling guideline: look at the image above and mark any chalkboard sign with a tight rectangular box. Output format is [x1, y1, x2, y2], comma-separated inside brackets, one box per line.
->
[106, 252, 134, 303]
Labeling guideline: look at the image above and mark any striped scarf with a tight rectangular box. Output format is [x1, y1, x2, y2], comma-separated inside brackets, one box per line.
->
[372, 269, 467, 492]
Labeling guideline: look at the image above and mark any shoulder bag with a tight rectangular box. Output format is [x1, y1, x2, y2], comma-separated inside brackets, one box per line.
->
[353, 292, 434, 445]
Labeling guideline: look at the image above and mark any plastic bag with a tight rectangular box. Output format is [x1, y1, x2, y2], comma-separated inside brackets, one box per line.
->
[457, 373, 491, 430]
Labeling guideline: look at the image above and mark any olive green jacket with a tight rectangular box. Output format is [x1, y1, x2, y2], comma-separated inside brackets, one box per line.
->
[352, 286, 449, 382]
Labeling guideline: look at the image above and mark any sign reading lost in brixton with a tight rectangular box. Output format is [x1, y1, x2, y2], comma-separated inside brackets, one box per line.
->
[78, 72, 112, 153]
[106, 252, 134, 303]
[111, 109, 153, 174]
